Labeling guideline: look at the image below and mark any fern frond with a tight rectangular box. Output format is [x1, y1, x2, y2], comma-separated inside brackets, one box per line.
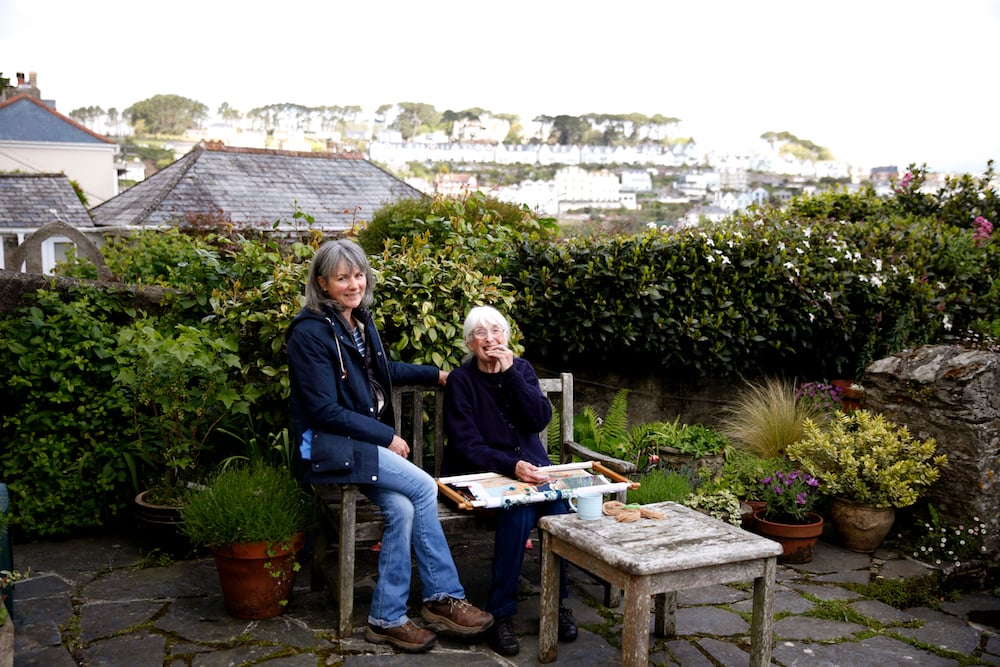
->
[600, 389, 631, 444]
[546, 401, 562, 455]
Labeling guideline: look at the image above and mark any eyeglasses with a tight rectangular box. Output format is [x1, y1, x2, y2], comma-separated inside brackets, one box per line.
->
[472, 326, 505, 340]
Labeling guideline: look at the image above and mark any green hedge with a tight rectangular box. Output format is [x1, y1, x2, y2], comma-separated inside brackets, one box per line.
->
[508, 171, 999, 378]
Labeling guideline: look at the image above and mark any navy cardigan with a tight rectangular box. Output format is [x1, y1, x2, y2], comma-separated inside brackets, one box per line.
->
[286, 305, 439, 484]
[442, 357, 552, 479]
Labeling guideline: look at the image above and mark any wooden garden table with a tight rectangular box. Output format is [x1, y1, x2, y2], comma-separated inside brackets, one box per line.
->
[538, 501, 782, 666]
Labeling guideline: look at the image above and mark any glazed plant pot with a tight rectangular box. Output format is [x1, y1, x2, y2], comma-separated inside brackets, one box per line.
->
[133, 490, 195, 558]
[753, 510, 824, 564]
[829, 496, 895, 554]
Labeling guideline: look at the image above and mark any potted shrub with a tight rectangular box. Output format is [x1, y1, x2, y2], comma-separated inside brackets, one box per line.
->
[787, 409, 948, 553]
[181, 462, 310, 619]
[752, 468, 824, 564]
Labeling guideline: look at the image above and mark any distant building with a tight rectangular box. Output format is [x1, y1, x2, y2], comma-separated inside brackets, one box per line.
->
[0, 73, 118, 205]
[434, 173, 478, 197]
[869, 166, 899, 184]
[90, 142, 423, 236]
[0, 173, 94, 274]
[620, 169, 653, 193]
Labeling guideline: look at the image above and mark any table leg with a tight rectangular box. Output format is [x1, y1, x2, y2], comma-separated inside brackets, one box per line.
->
[654, 591, 676, 637]
[538, 532, 560, 663]
[749, 557, 776, 667]
[621, 576, 651, 667]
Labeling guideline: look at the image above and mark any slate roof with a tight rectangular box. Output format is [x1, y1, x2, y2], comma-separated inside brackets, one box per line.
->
[0, 173, 94, 229]
[0, 94, 115, 144]
[89, 143, 423, 230]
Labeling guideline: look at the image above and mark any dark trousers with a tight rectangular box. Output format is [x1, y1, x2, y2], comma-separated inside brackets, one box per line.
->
[487, 500, 570, 619]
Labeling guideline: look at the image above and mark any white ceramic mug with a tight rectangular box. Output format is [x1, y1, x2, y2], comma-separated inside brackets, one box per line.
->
[570, 487, 604, 520]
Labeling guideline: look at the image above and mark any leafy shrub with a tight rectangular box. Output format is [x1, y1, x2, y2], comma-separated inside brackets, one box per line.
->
[683, 489, 743, 525]
[0, 286, 138, 535]
[114, 320, 260, 495]
[372, 234, 516, 369]
[788, 410, 947, 508]
[698, 452, 791, 502]
[357, 192, 557, 258]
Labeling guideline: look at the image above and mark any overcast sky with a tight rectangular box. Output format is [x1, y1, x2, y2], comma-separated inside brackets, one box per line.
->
[3, 0, 999, 173]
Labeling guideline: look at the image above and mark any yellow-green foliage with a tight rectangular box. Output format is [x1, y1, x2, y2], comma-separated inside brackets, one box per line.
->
[787, 410, 947, 508]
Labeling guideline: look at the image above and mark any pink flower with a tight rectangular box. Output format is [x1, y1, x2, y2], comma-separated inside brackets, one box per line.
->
[973, 216, 993, 245]
[895, 171, 914, 193]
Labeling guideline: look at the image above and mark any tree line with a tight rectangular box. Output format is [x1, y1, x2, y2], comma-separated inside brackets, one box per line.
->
[66, 94, 830, 158]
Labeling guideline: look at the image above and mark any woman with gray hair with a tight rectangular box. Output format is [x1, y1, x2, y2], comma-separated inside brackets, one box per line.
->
[442, 305, 577, 657]
[286, 239, 493, 653]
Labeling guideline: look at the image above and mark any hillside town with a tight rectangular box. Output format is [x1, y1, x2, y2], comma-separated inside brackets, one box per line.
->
[0, 69, 961, 275]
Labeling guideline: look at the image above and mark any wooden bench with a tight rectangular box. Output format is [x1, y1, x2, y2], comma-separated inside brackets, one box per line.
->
[309, 372, 636, 638]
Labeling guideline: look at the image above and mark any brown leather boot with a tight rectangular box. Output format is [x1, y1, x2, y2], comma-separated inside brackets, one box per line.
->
[420, 597, 494, 636]
[365, 620, 436, 652]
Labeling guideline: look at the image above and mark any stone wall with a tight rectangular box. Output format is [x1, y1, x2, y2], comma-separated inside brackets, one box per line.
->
[0, 269, 171, 316]
[863, 345, 1000, 555]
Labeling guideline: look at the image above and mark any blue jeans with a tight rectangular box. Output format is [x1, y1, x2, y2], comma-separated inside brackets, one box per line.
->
[361, 447, 466, 628]
[488, 500, 570, 619]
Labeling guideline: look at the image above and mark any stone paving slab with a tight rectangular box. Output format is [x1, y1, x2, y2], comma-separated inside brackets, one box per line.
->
[8, 531, 1000, 666]
[772, 634, 961, 667]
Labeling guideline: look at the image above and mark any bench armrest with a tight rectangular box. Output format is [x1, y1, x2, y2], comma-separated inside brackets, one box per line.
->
[563, 439, 637, 476]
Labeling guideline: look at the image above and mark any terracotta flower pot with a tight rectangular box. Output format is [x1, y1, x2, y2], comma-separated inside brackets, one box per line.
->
[211, 532, 305, 619]
[741, 500, 767, 532]
[830, 379, 862, 411]
[753, 510, 824, 564]
[829, 496, 895, 553]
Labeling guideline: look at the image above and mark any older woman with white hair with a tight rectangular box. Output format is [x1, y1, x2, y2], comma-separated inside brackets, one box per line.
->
[442, 305, 577, 657]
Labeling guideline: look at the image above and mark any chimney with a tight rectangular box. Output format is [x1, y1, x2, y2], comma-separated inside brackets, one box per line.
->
[29, 72, 37, 87]
[16, 72, 25, 86]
